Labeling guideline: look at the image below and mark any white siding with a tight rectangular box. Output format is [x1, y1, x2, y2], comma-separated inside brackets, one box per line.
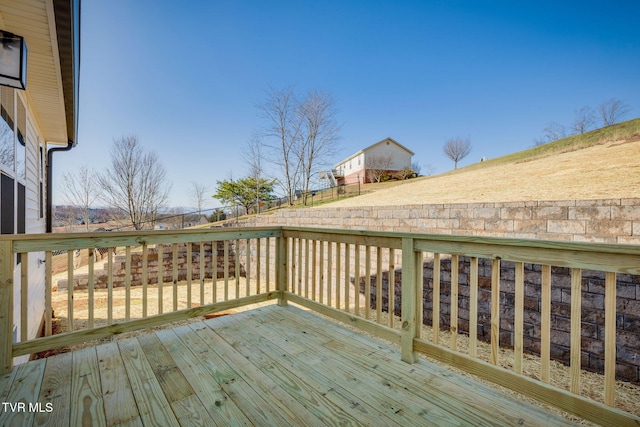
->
[11, 93, 46, 362]
[364, 141, 412, 170]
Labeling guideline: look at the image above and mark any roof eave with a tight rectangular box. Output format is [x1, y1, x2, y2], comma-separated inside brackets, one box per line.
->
[52, 0, 80, 147]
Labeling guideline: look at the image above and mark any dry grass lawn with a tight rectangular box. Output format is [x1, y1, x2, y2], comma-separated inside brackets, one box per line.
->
[329, 137, 640, 207]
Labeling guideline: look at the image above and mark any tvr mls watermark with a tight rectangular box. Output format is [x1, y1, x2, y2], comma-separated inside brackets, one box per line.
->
[1, 402, 54, 413]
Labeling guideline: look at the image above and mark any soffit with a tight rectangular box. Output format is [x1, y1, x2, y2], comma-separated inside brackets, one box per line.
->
[0, 0, 68, 145]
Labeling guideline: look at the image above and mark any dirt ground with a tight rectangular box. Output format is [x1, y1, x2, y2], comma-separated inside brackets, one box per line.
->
[329, 138, 640, 207]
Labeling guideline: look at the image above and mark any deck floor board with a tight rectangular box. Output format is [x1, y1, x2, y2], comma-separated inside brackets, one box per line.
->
[95, 342, 139, 427]
[0, 304, 575, 426]
[281, 305, 572, 426]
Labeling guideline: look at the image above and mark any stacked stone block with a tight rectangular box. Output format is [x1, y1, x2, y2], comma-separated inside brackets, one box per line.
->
[58, 242, 243, 290]
[244, 198, 640, 244]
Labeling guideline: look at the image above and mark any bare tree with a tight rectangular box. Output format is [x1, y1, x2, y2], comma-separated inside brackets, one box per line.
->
[411, 161, 422, 176]
[242, 135, 267, 213]
[599, 98, 632, 126]
[62, 166, 99, 231]
[256, 86, 301, 205]
[532, 138, 545, 147]
[365, 153, 393, 183]
[53, 205, 81, 232]
[422, 163, 436, 176]
[443, 136, 472, 169]
[256, 86, 341, 205]
[571, 106, 596, 134]
[543, 121, 566, 142]
[297, 90, 341, 205]
[189, 181, 209, 216]
[98, 135, 171, 230]
[398, 167, 416, 180]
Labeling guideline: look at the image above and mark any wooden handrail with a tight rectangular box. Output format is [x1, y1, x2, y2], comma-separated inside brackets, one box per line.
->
[1, 226, 639, 424]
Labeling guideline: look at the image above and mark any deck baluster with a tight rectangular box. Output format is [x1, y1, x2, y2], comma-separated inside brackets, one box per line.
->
[88, 249, 95, 328]
[540, 264, 551, 380]
[469, 257, 478, 358]
[433, 253, 441, 344]
[570, 268, 582, 394]
[68, 250, 75, 331]
[0, 239, 13, 374]
[604, 271, 617, 406]
[450, 254, 459, 351]
[490, 258, 501, 365]
[20, 254, 28, 342]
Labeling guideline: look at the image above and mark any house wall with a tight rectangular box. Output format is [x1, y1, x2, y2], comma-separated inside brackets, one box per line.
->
[340, 170, 363, 185]
[23, 92, 46, 349]
[364, 140, 412, 171]
[1, 90, 48, 361]
[335, 140, 413, 185]
[335, 152, 365, 179]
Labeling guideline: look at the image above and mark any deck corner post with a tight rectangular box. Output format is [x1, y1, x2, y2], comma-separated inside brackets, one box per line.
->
[276, 235, 288, 306]
[401, 237, 419, 364]
[0, 239, 14, 374]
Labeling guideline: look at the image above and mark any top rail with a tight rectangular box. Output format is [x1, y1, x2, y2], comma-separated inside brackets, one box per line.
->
[5, 227, 281, 253]
[282, 226, 640, 274]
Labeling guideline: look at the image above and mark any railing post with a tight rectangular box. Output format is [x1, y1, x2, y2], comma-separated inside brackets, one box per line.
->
[401, 237, 419, 363]
[276, 235, 288, 306]
[0, 239, 14, 374]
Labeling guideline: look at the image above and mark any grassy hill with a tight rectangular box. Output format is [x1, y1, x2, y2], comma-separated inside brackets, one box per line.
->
[326, 118, 640, 208]
[451, 117, 640, 173]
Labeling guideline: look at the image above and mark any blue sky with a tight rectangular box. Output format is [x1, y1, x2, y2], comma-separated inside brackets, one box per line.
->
[53, 0, 640, 208]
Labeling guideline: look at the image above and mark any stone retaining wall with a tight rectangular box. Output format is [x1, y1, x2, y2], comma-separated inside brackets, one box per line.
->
[57, 242, 243, 290]
[242, 198, 640, 244]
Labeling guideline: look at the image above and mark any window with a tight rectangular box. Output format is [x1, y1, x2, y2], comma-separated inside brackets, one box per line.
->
[0, 88, 28, 242]
[16, 99, 26, 180]
[17, 183, 24, 234]
[1, 172, 14, 234]
[0, 88, 14, 171]
[16, 130, 25, 180]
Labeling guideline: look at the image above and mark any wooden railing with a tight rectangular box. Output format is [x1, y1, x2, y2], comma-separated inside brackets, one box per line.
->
[278, 227, 640, 426]
[1, 226, 639, 425]
[0, 227, 283, 370]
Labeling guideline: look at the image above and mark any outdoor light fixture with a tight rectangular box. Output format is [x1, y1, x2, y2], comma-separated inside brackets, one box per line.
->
[0, 30, 27, 90]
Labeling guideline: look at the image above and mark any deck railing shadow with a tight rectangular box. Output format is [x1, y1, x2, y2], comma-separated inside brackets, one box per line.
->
[1, 226, 639, 425]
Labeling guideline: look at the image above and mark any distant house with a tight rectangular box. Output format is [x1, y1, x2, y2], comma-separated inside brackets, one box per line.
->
[0, 1, 80, 359]
[333, 137, 414, 185]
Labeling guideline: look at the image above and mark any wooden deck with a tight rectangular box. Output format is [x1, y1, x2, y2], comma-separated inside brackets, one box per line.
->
[0, 304, 574, 427]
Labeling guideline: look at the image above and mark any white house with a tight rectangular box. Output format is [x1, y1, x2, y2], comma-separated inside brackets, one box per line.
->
[333, 137, 414, 185]
[0, 0, 80, 359]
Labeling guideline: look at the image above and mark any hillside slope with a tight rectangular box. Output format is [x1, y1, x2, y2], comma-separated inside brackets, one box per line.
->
[328, 119, 640, 207]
